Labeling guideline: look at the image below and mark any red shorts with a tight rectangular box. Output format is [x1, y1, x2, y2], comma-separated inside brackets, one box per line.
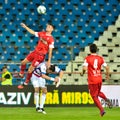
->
[88, 83, 102, 97]
[26, 51, 45, 67]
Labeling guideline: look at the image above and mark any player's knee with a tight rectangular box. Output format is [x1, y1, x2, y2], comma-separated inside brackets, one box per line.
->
[21, 60, 27, 65]
[28, 66, 34, 73]
[28, 69, 32, 73]
[21, 61, 25, 65]
[34, 87, 39, 93]
[42, 89, 47, 94]
[21, 58, 29, 65]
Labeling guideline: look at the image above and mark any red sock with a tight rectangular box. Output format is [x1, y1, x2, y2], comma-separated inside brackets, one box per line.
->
[93, 96, 104, 112]
[98, 92, 107, 100]
[25, 72, 32, 84]
[20, 64, 26, 74]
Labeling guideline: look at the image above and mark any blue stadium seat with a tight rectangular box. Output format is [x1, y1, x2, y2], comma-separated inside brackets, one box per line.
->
[0, 0, 120, 84]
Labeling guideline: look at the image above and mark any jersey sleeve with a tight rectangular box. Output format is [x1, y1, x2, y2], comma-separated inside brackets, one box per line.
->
[35, 32, 39, 37]
[49, 41, 54, 48]
[35, 32, 43, 37]
[102, 58, 107, 67]
[55, 66, 61, 73]
[82, 59, 88, 67]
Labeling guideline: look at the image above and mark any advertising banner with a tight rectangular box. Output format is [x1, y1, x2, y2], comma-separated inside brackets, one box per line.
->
[0, 85, 119, 107]
[0, 85, 94, 107]
[101, 85, 120, 107]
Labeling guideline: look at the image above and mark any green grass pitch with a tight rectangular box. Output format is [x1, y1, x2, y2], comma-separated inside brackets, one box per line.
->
[0, 107, 120, 120]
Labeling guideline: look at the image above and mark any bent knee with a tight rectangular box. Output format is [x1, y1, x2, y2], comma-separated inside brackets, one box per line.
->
[21, 59, 29, 65]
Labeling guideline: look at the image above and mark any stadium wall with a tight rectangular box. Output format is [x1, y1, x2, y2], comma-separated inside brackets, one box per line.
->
[0, 85, 119, 107]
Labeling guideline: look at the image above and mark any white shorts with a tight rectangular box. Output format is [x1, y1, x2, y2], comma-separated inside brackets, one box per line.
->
[31, 74, 46, 88]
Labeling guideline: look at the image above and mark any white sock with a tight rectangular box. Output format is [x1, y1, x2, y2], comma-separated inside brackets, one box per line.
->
[34, 92, 39, 108]
[40, 93, 46, 108]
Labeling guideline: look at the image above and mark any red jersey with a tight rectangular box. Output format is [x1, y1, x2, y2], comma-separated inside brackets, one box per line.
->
[83, 54, 107, 84]
[35, 31, 54, 54]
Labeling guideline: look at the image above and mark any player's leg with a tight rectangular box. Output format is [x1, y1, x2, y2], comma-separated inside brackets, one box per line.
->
[98, 92, 107, 99]
[34, 87, 40, 110]
[40, 87, 47, 108]
[98, 83, 112, 108]
[31, 75, 40, 111]
[37, 78, 47, 114]
[25, 64, 35, 84]
[105, 98, 113, 108]
[25, 53, 45, 84]
[99, 92, 113, 108]
[19, 58, 29, 77]
[39, 87, 47, 114]
[89, 84, 105, 116]
[15, 52, 33, 78]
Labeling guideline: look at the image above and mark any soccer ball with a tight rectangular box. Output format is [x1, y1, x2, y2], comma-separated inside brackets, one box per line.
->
[37, 5, 46, 14]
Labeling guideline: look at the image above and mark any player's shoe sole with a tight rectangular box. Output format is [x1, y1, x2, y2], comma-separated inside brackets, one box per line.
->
[18, 85, 24, 89]
[105, 99, 113, 109]
[38, 108, 46, 114]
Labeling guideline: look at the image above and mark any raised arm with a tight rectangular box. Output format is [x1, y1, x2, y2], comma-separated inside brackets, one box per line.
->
[46, 47, 53, 67]
[21, 23, 35, 35]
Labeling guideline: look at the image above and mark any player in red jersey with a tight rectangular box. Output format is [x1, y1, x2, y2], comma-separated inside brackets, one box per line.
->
[16, 23, 54, 85]
[80, 44, 112, 117]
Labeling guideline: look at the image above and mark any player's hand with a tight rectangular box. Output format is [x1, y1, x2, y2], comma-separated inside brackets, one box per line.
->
[55, 77, 61, 88]
[106, 74, 110, 80]
[20, 23, 27, 28]
[54, 77, 59, 82]
[80, 72, 84, 76]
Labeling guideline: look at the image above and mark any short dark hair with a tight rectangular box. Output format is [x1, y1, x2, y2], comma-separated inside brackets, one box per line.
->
[49, 64, 56, 72]
[2, 65, 7, 70]
[89, 44, 97, 53]
[47, 22, 55, 29]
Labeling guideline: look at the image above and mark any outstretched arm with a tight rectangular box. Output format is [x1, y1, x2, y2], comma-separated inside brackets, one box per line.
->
[41, 74, 58, 82]
[21, 23, 35, 35]
[57, 70, 64, 79]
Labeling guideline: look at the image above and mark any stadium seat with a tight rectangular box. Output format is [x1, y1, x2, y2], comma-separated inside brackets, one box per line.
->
[0, 0, 120, 85]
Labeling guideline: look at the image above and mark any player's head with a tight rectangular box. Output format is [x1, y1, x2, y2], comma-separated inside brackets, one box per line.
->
[1, 65, 7, 73]
[47, 64, 56, 73]
[46, 24, 54, 33]
[89, 44, 97, 53]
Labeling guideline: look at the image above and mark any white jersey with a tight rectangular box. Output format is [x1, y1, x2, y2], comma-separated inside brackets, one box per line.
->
[31, 62, 61, 88]
[32, 62, 47, 77]
[32, 62, 61, 77]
